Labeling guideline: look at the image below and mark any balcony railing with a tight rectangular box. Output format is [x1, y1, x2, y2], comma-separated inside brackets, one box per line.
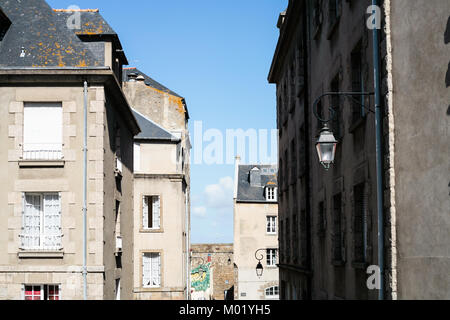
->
[22, 144, 63, 161]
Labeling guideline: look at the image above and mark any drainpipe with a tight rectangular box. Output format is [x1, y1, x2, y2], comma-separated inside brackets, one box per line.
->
[186, 188, 190, 300]
[83, 80, 88, 300]
[371, 0, 385, 300]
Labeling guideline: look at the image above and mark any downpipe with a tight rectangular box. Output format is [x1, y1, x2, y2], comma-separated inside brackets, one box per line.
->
[83, 80, 88, 300]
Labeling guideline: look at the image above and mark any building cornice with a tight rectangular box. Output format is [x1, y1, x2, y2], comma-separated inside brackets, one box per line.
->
[0, 67, 140, 136]
[268, 0, 303, 84]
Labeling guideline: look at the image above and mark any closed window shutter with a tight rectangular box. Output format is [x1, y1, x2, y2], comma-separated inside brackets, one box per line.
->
[43, 194, 61, 249]
[143, 196, 148, 229]
[143, 254, 151, 287]
[23, 194, 41, 249]
[152, 197, 160, 229]
[23, 103, 62, 160]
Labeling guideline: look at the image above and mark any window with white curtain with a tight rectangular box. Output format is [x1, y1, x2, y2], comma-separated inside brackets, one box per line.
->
[143, 196, 161, 230]
[23, 102, 63, 160]
[266, 216, 277, 234]
[21, 193, 62, 250]
[266, 249, 278, 267]
[142, 252, 161, 288]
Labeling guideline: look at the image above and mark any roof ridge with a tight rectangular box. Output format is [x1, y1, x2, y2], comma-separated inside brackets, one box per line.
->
[53, 9, 99, 12]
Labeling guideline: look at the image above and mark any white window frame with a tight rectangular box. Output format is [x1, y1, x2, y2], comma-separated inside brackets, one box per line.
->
[266, 249, 278, 267]
[23, 102, 63, 161]
[266, 216, 277, 234]
[143, 195, 161, 230]
[21, 193, 62, 251]
[133, 143, 141, 172]
[22, 284, 61, 300]
[265, 286, 279, 300]
[142, 252, 161, 288]
[265, 187, 278, 202]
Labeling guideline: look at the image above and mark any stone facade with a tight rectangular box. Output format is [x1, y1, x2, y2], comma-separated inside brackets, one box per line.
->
[0, 77, 137, 300]
[122, 68, 191, 300]
[268, 0, 450, 300]
[190, 244, 234, 300]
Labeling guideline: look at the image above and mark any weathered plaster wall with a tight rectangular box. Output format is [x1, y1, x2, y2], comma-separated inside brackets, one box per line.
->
[389, 0, 450, 299]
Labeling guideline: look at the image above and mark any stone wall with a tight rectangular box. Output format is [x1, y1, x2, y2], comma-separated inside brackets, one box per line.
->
[191, 244, 234, 300]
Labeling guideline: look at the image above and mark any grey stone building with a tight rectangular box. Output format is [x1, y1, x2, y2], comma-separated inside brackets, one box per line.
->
[268, 0, 449, 300]
[122, 68, 191, 300]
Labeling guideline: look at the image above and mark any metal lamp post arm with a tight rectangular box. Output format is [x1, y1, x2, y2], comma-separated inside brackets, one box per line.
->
[313, 91, 375, 124]
[255, 249, 266, 262]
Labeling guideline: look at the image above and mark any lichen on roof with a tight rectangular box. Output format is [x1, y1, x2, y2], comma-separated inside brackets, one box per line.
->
[0, 0, 102, 68]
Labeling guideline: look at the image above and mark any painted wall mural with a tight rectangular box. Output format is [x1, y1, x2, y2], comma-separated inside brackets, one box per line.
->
[191, 263, 211, 292]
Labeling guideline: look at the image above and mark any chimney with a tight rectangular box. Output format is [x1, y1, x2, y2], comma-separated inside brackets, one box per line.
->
[250, 167, 261, 187]
[128, 72, 138, 82]
[233, 156, 241, 200]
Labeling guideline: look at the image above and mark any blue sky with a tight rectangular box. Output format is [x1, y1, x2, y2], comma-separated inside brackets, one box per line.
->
[47, 0, 287, 244]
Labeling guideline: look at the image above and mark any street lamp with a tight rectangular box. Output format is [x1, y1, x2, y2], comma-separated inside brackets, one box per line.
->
[316, 124, 338, 170]
[254, 249, 266, 278]
[312, 91, 374, 170]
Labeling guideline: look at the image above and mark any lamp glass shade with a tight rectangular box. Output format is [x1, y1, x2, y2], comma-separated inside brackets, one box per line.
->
[316, 125, 337, 170]
[256, 262, 264, 277]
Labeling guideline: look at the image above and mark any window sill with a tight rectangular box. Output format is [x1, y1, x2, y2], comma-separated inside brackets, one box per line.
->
[140, 228, 164, 234]
[18, 160, 65, 168]
[18, 250, 64, 259]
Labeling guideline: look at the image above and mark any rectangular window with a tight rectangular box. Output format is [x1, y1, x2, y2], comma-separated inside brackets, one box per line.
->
[286, 218, 290, 262]
[293, 214, 299, 262]
[23, 102, 63, 161]
[21, 193, 62, 250]
[266, 216, 277, 234]
[330, 75, 342, 140]
[133, 143, 141, 172]
[265, 187, 277, 202]
[300, 210, 307, 265]
[329, 0, 340, 22]
[266, 249, 277, 267]
[143, 196, 161, 230]
[332, 193, 343, 262]
[318, 201, 326, 237]
[353, 183, 367, 263]
[143, 252, 161, 288]
[23, 285, 60, 300]
[265, 286, 279, 299]
[351, 41, 366, 124]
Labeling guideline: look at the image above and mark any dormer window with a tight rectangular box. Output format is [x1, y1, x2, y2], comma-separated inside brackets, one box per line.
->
[266, 186, 278, 202]
[0, 9, 11, 42]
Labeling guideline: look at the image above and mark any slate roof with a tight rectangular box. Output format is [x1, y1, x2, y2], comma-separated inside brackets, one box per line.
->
[53, 9, 116, 36]
[132, 108, 179, 141]
[236, 165, 278, 203]
[0, 0, 103, 67]
[123, 67, 184, 99]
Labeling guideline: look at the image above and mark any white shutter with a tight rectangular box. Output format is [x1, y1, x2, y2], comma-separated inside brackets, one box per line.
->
[152, 196, 160, 229]
[143, 253, 151, 287]
[23, 194, 41, 249]
[143, 196, 148, 229]
[23, 103, 62, 160]
[43, 193, 61, 250]
[133, 143, 141, 172]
